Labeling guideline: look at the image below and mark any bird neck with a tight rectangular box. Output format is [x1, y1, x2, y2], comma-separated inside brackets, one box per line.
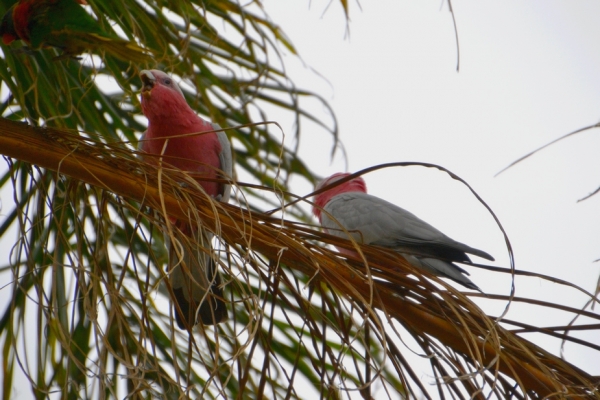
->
[313, 180, 366, 220]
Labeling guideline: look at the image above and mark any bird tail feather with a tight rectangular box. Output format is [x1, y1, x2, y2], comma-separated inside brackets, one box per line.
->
[168, 227, 227, 328]
[402, 254, 481, 291]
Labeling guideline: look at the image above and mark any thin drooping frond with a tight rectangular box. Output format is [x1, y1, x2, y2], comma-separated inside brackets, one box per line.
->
[1, 119, 598, 398]
[495, 122, 600, 202]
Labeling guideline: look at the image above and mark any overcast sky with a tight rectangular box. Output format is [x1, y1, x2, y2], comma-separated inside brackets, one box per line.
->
[263, 0, 600, 377]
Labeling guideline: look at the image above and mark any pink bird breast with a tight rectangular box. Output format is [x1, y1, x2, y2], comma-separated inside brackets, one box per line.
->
[139, 69, 225, 198]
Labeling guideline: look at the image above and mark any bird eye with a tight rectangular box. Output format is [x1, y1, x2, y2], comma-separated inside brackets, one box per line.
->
[164, 78, 172, 85]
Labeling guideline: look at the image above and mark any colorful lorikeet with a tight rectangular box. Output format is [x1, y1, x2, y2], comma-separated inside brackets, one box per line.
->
[0, 0, 151, 62]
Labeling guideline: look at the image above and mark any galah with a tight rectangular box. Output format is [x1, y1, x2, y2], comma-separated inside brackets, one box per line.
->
[313, 173, 494, 290]
[0, 0, 151, 62]
[139, 69, 232, 327]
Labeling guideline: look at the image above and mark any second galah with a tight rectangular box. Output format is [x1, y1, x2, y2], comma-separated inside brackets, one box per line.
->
[140, 69, 232, 328]
[313, 173, 494, 290]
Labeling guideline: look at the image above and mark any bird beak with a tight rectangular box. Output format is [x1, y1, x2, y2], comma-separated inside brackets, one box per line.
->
[140, 70, 155, 98]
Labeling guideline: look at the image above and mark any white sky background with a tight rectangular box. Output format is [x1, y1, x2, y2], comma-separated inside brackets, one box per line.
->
[262, 0, 600, 377]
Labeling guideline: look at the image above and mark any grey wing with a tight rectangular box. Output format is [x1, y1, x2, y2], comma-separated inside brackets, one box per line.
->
[212, 123, 233, 203]
[403, 254, 480, 290]
[321, 193, 397, 244]
[323, 192, 446, 243]
[325, 193, 493, 262]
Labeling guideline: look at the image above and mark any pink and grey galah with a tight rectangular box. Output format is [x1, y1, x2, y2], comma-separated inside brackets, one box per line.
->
[139, 69, 232, 328]
[313, 173, 494, 290]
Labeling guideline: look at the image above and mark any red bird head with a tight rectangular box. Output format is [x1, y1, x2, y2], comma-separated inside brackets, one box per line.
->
[313, 173, 367, 220]
[140, 69, 191, 122]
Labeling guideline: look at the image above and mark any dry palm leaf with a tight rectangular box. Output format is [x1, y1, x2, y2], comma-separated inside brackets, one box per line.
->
[1, 118, 598, 399]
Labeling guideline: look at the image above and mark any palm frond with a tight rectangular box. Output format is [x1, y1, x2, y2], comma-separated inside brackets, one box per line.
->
[1, 120, 598, 398]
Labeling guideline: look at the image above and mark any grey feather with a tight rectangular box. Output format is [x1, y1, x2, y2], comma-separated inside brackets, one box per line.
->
[321, 192, 493, 290]
[213, 122, 233, 202]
